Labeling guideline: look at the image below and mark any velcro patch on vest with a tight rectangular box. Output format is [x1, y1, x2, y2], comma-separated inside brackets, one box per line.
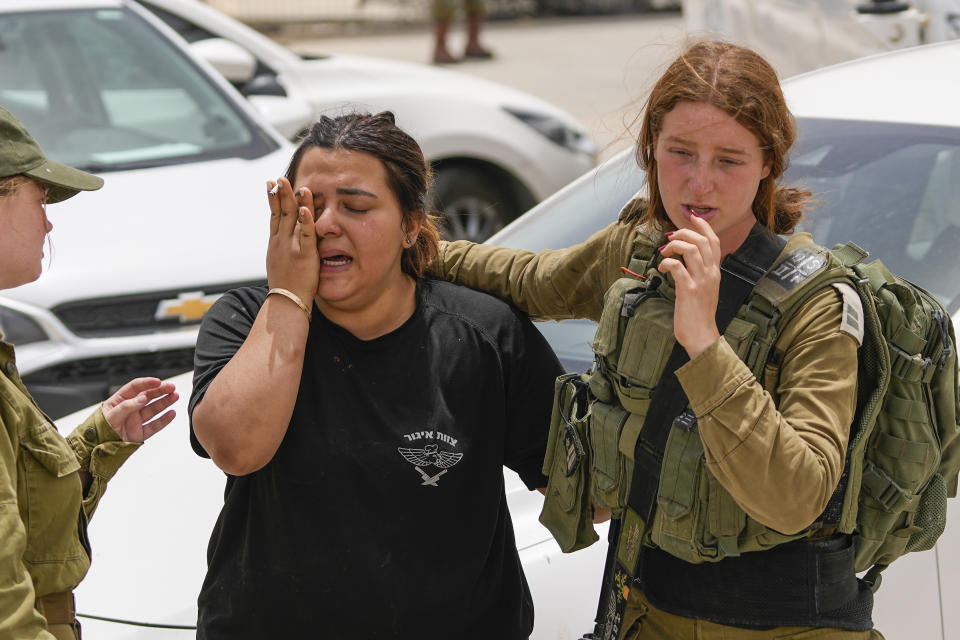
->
[832, 282, 865, 346]
[755, 247, 832, 305]
[767, 250, 828, 290]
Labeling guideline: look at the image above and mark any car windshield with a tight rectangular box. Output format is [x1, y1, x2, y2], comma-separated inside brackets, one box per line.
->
[488, 149, 643, 252]
[0, 7, 276, 171]
[490, 116, 960, 372]
[789, 118, 960, 311]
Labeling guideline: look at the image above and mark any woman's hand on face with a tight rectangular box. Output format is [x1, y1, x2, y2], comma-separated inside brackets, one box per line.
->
[657, 214, 722, 359]
[266, 177, 320, 305]
[101, 377, 178, 444]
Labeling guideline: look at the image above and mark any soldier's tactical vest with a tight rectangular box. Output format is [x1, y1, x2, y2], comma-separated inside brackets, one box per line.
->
[540, 229, 960, 582]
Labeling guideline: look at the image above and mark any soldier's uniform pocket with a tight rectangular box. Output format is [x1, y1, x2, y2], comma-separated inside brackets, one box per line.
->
[615, 297, 676, 416]
[540, 373, 598, 552]
[20, 422, 84, 563]
[652, 416, 749, 563]
[653, 421, 705, 553]
[589, 402, 642, 515]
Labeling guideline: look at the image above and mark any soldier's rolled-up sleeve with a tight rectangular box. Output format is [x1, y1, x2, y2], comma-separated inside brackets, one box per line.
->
[675, 287, 858, 534]
[430, 220, 640, 322]
[66, 408, 140, 520]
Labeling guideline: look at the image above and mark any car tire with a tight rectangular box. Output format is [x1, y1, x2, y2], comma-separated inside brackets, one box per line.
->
[432, 166, 519, 243]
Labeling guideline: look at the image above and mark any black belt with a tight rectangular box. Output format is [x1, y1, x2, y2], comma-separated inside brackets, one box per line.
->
[641, 536, 874, 631]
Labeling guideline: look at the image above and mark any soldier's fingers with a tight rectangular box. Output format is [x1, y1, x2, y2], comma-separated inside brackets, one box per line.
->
[658, 258, 689, 294]
[657, 256, 688, 280]
[137, 380, 176, 399]
[123, 384, 174, 412]
[102, 378, 163, 411]
[103, 393, 150, 431]
[668, 227, 715, 266]
[141, 410, 176, 442]
[688, 214, 720, 260]
[141, 392, 180, 423]
[115, 377, 163, 396]
[661, 239, 707, 276]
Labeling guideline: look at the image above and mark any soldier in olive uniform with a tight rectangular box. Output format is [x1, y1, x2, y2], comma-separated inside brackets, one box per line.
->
[431, 0, 492, 64]
[0, 106, 178, 640]
[430, 41, 885, 639]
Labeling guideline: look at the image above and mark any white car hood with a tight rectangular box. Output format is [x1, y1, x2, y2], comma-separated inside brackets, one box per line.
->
[783, 40, 960, 127]
[7, 150, 289, 310]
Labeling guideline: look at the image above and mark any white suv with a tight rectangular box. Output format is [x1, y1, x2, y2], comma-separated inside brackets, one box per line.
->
[0, 0, 595, 419]
[0, 0, 294, 418]
[138, 0, 597, 242]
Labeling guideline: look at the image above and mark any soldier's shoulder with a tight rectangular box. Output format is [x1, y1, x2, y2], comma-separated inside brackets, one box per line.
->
[421, 279, 521, 327]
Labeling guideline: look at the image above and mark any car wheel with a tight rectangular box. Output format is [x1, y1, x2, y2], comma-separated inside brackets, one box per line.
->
[433, 167, 519, 243]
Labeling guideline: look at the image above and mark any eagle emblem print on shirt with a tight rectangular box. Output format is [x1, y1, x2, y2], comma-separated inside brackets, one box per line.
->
[398, 430, 463, 487]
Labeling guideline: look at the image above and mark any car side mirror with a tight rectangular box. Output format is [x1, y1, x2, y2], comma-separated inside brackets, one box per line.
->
[189, 38, 257, 84]
[241, 74, 287, 97]
[246, 94, 314, 141]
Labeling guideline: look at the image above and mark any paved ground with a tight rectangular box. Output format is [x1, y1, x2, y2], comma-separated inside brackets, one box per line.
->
[283, 12, 689, 163]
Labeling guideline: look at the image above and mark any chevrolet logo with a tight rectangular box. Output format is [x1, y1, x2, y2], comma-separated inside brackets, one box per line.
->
[154, 291, 223, 323]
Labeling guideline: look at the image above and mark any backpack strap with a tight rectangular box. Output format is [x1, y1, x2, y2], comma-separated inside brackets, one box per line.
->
[623, 223, 663, 277]
[742, 241, 924, 593]
[593, 223, 786, 640]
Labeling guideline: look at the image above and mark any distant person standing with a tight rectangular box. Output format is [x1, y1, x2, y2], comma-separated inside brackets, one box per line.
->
[432, 0, 493, 64]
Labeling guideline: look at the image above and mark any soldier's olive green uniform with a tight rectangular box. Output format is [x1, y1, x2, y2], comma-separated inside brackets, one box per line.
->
[0, 335, 139, 640]
[621, 590, 884, 639]
[432, 0, 485, 21]
[432, 204, 877, 638]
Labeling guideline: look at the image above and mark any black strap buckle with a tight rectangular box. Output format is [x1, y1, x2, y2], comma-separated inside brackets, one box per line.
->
[557, 376, 591, 477]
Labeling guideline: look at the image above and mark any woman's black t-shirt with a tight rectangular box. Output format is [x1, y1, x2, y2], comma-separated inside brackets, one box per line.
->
[188, 279, 564, 639]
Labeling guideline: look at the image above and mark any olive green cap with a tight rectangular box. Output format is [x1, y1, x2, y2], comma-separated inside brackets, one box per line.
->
[0, 105, 103, 203]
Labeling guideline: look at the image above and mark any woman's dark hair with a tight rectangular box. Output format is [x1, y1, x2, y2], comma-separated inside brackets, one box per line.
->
[285, 111, 440, 277]
[635, 39, 810, 234]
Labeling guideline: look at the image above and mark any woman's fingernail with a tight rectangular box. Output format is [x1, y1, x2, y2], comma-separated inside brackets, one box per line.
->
[665, 231, 674, 237]
[658, 245, 667, 253]
[296, 188, 305, 197]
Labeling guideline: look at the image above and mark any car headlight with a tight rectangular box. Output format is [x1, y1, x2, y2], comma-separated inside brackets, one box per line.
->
[0, 306, 48, 346]
[503, 107, 597, 156]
